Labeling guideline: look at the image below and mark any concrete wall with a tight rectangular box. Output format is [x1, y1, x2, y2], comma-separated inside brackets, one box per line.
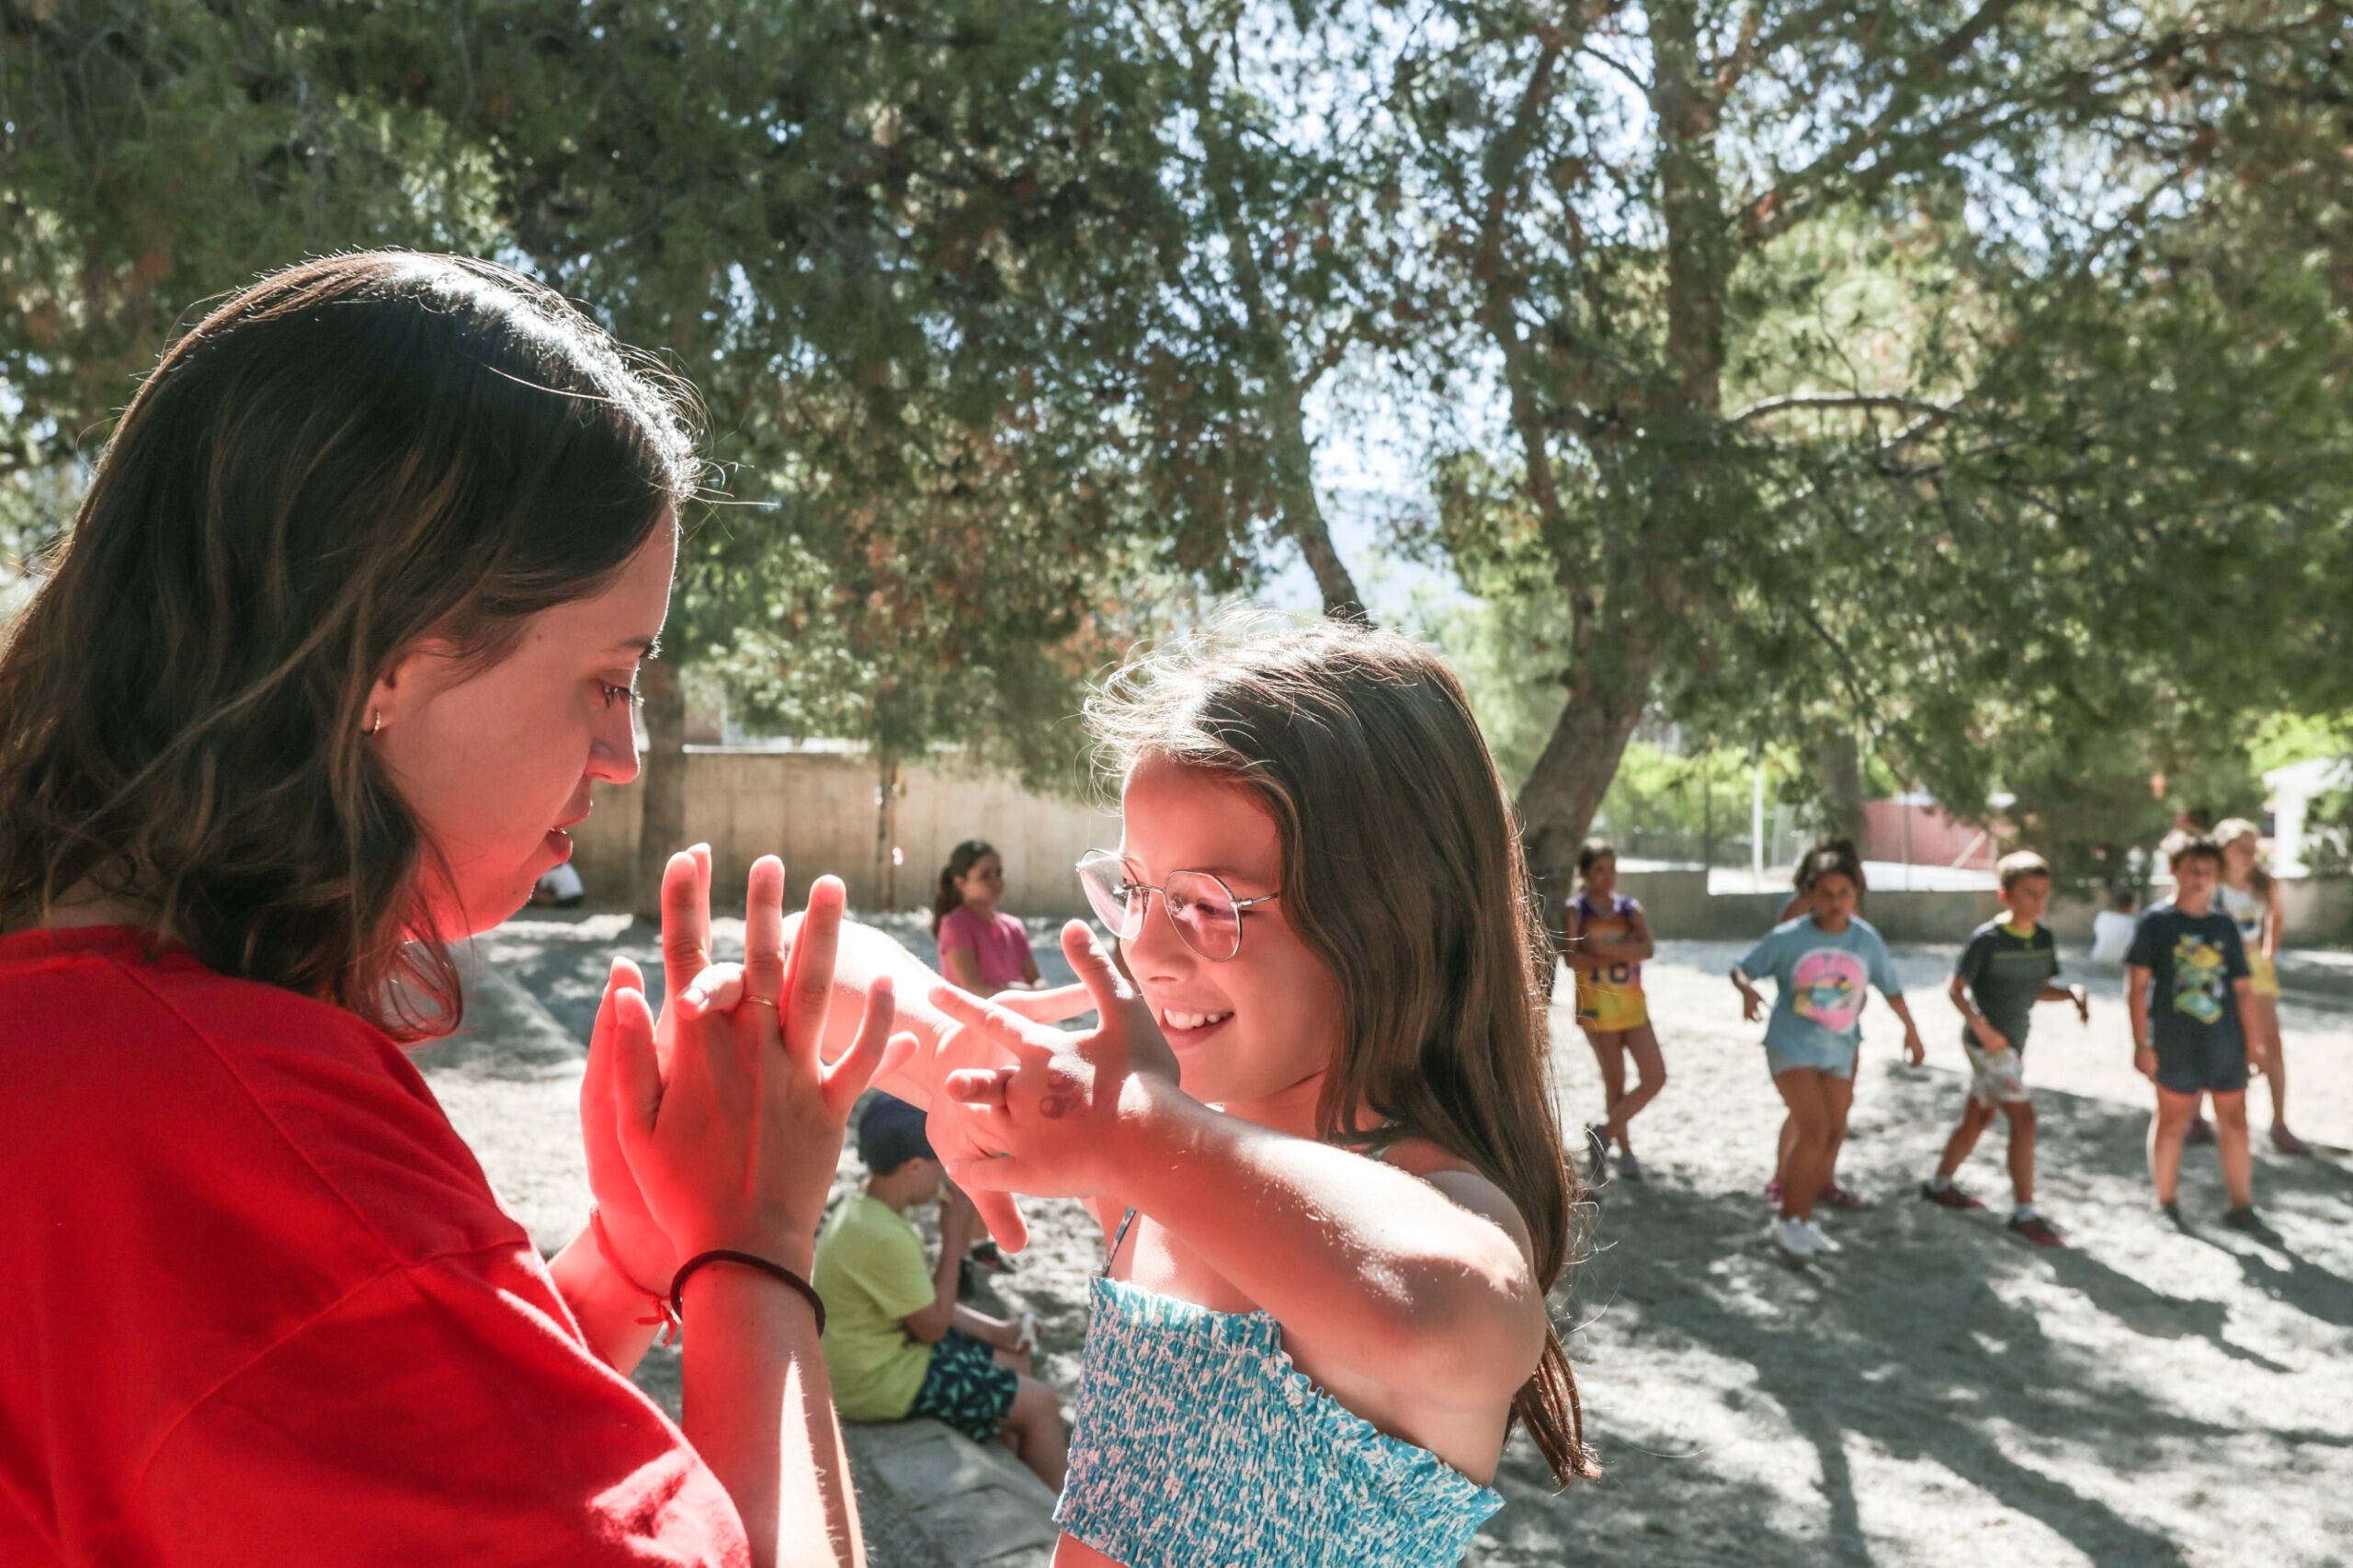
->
[567, 753, 2353, 949]
[566, 749, 1118, 918]
[1615, 869, 2006, 945]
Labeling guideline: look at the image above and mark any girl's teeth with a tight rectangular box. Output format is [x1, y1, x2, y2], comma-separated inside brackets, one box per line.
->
[1165, 1009, 1232, 1031]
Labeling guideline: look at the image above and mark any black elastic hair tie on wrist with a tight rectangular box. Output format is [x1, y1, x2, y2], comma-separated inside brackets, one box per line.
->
[669, 1251, 826, 1336]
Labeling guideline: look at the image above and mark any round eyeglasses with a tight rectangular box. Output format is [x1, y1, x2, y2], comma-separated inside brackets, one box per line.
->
[1074, 849, 1279, 963]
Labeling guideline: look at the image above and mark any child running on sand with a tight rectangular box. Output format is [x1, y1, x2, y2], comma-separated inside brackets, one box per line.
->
[919, 619, 1596, 1565]
[1733, 846, 1925, 1261]
[2215, 818, 2309, 1154]
[2127, 831, 2272, 1233]
[1562, 841, 1665, 1184]
[1764, 839, 1870, 1210]
[1918, 851, 2089, 1246]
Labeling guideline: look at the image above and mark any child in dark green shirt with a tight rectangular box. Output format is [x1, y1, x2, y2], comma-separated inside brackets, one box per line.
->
[1920, 852, 2087, 1246]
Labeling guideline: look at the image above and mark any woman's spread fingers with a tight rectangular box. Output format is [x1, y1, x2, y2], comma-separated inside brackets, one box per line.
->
[660, 851, 710, 1007]
[603, 985, 663, 1144]
[779, 875, 845, 1059]
[821, 977, 897, 1117]
[742, 855, 789, 1007]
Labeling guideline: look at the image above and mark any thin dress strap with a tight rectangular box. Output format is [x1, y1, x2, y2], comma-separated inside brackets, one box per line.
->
[1101, 1206, 1141, 1278]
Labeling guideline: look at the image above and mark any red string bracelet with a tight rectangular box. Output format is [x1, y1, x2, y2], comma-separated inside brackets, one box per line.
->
[588, 1208, 680, 1346]
[670, 1250, 827, 1336]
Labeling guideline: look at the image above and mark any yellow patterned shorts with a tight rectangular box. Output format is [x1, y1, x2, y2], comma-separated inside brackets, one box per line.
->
[2247, 950, 2280, 999]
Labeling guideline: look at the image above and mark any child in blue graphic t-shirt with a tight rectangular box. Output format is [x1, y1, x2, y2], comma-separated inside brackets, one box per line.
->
[1733, 846, 1924, 1263]
[2126, 831, 2269, 1234]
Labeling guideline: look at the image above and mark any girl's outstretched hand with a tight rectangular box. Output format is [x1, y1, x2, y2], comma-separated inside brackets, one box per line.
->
[928, 921, 1179, 1207]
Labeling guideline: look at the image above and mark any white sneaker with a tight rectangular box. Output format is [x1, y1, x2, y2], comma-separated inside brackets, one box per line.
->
[1801, 1219, 1842, 1255]
[1769, 1217, 1816, 1260]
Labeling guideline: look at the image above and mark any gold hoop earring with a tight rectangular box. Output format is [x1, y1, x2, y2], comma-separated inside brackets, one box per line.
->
[365, 709, 385, 737]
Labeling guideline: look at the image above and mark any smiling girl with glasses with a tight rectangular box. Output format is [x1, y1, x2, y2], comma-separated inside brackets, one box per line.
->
[922, 616, 1598, 1565]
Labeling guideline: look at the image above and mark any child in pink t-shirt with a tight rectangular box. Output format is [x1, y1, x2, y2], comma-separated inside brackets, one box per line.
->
[934, 839, 1042, 994]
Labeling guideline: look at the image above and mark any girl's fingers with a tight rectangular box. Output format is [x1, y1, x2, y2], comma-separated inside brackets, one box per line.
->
[742, 855, 789, 1007]
[602, 985, 663, 1145]
[942, 1064, 1015, 1108]
[820, 977, 898, 1118]
[1060, 920, 1133, 1017]
[926, 983, 1053, 1064]
[660, 849, 711, 1011]
[678, 960, 746, 1019]
[874, 1031, 919, 1091]
[781, 875, 846, 1062]
[991, 983, 1098, 1024]
[968, 1189, 1029, 1254]
[943, 1154, 1029, 1194]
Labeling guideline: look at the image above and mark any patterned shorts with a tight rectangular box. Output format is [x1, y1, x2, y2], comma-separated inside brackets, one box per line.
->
[1962, 1040, 2029, 1107]
[909, 1328, 1018, 1443]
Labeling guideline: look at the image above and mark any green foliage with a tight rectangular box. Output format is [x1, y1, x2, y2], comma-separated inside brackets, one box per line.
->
[1385, 0, 2353, 881]
[6, 0, 2349, 850]
[2303, 790, 2353, 879]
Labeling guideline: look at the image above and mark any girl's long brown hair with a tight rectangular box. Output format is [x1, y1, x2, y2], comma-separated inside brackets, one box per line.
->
[1086, 613, 1600, 1484]
[0, 252, 699, 1038]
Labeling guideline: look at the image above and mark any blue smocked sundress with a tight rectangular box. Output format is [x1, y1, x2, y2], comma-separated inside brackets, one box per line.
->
[1051, 1190, 1506, 1566]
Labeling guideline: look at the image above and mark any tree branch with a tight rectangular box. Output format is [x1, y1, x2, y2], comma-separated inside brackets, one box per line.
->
[1727, 392, 1958, 429]
[1736, 0, 2020, 242]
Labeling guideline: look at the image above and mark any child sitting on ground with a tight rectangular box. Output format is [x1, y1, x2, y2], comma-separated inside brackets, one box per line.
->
[2125, 832, 2271, 1233]
[1918, 851, 2089, 1246]
[935, 839, 1046, 995]
[813, 1096, 1067, 1487]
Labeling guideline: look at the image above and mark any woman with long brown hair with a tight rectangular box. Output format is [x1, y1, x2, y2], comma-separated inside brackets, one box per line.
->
[908, 616, 1597, 1564]
[0, 253, 897, 1566]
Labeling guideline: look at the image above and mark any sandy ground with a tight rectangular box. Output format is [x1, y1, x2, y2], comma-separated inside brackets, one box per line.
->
[437, 915, 2353, 1568]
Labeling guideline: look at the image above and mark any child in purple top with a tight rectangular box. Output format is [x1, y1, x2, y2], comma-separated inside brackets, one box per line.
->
[934, 839, 1043, 994]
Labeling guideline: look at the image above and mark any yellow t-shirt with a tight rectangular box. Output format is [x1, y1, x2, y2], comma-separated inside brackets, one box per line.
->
[813, 1191, 938, 1420]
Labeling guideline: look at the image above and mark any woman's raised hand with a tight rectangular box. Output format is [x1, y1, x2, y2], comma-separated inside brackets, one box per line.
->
[601, 858, 913, 1265]
[927, 921, 1179, 1206]
[581, 843, 714, 1292]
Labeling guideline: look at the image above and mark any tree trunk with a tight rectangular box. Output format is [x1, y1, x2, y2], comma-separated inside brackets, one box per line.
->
[1178, 27, 1368, 626]
[873, 749, 902, 913]
[1817, 732, 1868, 847]
[1268, 381, 1368, 623]
[631, 657, 688, 922]
[1516, 661, 1651, 935]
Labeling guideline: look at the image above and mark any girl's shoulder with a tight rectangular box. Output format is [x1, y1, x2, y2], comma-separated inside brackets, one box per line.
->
[1381, 1138, 1537, 1256]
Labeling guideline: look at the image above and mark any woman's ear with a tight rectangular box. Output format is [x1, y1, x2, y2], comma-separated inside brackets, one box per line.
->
[364, 636, 461, 732]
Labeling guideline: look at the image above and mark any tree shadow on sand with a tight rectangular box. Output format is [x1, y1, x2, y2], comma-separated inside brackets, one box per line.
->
[1495, 1068, 2353, 1567]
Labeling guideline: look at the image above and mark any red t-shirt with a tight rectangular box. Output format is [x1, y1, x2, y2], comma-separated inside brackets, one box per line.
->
[0, 926, 749, 1566]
